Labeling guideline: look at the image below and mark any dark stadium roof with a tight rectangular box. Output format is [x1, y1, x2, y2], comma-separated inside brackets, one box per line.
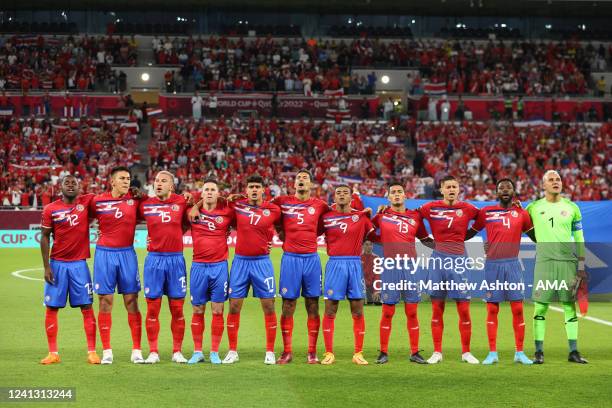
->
[4, 0, 612, 18]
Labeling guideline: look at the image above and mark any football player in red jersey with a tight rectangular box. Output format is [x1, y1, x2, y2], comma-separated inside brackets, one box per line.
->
[320, 185, 375, 365]
[223, 174, 281, 364]
[91, 166, 143, 365]
[40, 175, 99, 365]
[272, 169, 329, 364]
[187, 178, 235, 365]
[371, 182, 433, 365]
[465, 179, 536, 365]
[139, 171, 190, 364]
[418, 175, 480, 364]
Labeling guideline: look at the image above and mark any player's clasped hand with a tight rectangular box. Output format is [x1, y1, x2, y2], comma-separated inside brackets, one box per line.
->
[188, 206, 200, 222]
[129, 187, 143, 199]
[227, 194, 246, 202]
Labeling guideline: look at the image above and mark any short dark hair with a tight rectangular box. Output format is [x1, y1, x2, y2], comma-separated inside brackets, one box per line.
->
[246, 174, 265, 186]
[296, 169, 313, 181]
[439, 175, 457, 188]
[60, 174, 78, 184]
[110, 166, 131, 177]
[335, 184, 351, 191]
[202, 177, 218, 186]
[496, 178, 516, 191]
[387, 180, 404, 191]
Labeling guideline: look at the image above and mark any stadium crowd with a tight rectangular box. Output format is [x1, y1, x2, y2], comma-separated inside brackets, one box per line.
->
[0, 115, 609, 208]
[0, 117, 138, 207]
[0, 34, 138, 92]
[157, 35, 610, 95]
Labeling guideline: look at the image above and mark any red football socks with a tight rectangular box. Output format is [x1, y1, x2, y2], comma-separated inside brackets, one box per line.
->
[352, 314, 365, 354]
[456, 301, 472, 353]
[169, 299, 185, 353]
[280, 315, 294, 353]
[379, 304, 395, 354]
[191, 312, 204, 353]
[226, 313, 240, 351]
[45, 307, 58, 353]
[322, 314, 335, 353]
[510, 301, 525, 352]
[404, 303, 420, 354]
[81, 308, 97, 353]
[146, 298, 162, 353]
[307, 316, 320, 354]
[127, 312, 142, 350]
[486, 302, 500, 352]
[264, 312, 277, 352]
[210, 313, 224, 353]
[431, 300, 445, 353]
[98, 311, 112, 350]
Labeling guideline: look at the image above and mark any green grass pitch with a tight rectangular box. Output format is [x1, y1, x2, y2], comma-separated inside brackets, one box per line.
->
[1, 248, 611, 407]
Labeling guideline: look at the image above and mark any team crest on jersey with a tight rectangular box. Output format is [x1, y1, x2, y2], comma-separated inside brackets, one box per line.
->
[95, 283, 99, 290]
[228, 288, 233, 294]
[486, 292, 492, 299]
[511, 210, 518, 218]
[172, 204, 179, 211]
[145, 287, 150, 294]
[327, 289, 333, 296]
[76, 204, 84, 212]
[263, 209, 270, 216]
[560, 210, 569, 217]
[351, 215, 359, 222]
[127, 199, 134, 206]
[308, 207, 315, 215]
[216, 216, 223, 224]
[282, 288, 288, 294]
[45, 295, 51, 302]
[456, 209, 463, 217]
[408, 218, 416, 226]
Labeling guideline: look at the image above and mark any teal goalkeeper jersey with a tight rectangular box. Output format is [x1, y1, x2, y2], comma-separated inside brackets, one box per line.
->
[526, 197, 584, 262]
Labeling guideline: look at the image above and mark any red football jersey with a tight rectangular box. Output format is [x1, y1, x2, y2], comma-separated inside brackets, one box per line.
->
[41, 194, 94, 261]
[91, 192, 139, 248]
[272, 195, 329, 253]
[323, 210, 374, 256]
[472, 205, 534, 259]
[232, 200, 281, 256]
[418, 200, 479, 254]
[191, 203, 235, 263]
[372, 208, 429, 258]
[139, 193, 188, 253]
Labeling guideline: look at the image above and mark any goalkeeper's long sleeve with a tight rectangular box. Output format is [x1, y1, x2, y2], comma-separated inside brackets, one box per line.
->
[574, 229, 585, 259]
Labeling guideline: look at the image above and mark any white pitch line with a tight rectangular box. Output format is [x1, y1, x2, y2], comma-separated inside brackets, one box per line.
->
[11, 268, 44, 282]
[549, 305, 612, 327]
